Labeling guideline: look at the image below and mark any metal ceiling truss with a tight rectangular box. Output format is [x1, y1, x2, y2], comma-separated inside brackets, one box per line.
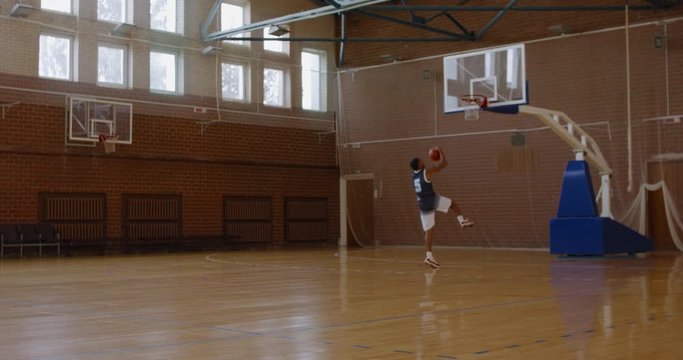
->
[201, 0, 681, 64]
[201, 0, 391, 42]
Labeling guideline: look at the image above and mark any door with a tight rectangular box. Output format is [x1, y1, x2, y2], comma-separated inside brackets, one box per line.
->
[647, 161, 683, 251]
[346, 178, 374, 247]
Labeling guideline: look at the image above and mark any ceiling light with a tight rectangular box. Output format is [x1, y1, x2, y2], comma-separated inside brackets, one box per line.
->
[112, 23, 135, 36]
[548, 24, 571, 35]
[268, 25, 290, 37]
[202, 46, 221, 55]
[10, 3, 34, 17]
[380, 54, 402, 63]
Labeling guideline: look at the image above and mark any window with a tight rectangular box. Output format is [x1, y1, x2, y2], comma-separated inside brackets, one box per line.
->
[98, 44, 127, 87]
[39, 34, 72, 80]
[150, 50, 178, 93]
[301, 50, 326, 111]
[42, 0, 72, 13]
[150, 0, 177, 33]
[263, 28, 288, 54]
[221, 2, 248, 45]
[221, 62, 246, 102]
[98, 0, 126, 23]
[263, 67, 286, 107]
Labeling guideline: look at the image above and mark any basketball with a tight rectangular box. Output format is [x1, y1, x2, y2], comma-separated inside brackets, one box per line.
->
[429, 147, 441, 161]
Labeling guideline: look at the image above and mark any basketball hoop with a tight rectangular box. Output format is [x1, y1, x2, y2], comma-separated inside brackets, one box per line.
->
[460, 95, 488, 121]
[99, 134, 119, 154]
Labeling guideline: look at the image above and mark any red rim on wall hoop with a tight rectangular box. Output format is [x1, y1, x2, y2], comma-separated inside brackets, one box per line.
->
[460, 95, 488, 121]
[99, 134, 119, 154]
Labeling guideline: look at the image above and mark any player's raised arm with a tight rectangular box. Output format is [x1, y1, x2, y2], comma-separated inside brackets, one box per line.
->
[426, 147, 447, 178]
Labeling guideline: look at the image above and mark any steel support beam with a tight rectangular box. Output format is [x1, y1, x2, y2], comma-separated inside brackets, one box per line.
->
[325, 0, 342, 9]
[444, 13, 472, 37]
[226, 37, 472, 42]
[365, 5, 658, 11]
[354, 9, 473, 40]
[339, 13, 347, 65]
[203, 0, 389, 42]
[475, 0, 518, 40]
[200, 0, 223, 41]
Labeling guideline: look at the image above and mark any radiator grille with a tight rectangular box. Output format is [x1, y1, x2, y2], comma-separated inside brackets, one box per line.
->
[285, 198, 328, 242]
[123, 195, 182, 247]
[223, 197, 272, 243]
[38, 193, 107, 247]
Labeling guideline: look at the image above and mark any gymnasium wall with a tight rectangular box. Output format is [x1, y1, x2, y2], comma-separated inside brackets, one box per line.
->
[338, 18, 683, 248]
[0, 0, 340, 246]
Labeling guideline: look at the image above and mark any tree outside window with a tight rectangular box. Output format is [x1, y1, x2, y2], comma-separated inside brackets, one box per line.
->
[39, 34, 72, 80]
[150, 50, 178, 93]
[150, 0, 177, 33]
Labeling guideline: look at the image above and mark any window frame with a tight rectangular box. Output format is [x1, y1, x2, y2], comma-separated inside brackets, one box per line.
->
[149, 0, 184, 35]
[149, 48, 181, 95]
[301, 49, 327, 112]
[97, 0, 128, 24]
[221, 60, 250, 103]
[41, 0, 74, 14]
[220, 0, 250, 46]
[262, 65, 290, 108]
[97, 43, 129, 88]
[38, 33, 74, 81]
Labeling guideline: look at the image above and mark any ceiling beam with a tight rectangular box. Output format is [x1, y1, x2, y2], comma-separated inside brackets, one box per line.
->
[226, 37, 473, 42]
[475, 0, 518, 40]
[364, 5, 659, 11]
[324, 0, 342, 8]
[202, 0, 390, 42]
[354, 9, 473, 40]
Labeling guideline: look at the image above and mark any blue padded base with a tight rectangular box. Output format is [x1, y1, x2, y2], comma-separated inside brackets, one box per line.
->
[550, 217, 653, 255]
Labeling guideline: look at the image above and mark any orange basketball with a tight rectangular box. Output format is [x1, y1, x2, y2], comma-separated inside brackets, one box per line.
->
[429, 147, 441, 161]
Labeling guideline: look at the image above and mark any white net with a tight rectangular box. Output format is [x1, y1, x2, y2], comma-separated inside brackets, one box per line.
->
[461, 96, 485, 121]
[102, 136, 119, 154]
[620, 181, 683, 251]
[463, 104, 480, 121]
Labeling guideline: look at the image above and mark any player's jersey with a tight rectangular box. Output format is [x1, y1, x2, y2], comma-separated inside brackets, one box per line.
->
[413, 169, 436, 212]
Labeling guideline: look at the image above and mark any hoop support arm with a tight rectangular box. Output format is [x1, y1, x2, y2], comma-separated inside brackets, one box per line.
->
[519, 105, 613, 217]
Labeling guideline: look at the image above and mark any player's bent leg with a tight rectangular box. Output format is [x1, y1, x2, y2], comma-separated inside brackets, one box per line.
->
[459, 217, 475, 228]
[449, 201, 474, 228]
[449, 201, 462, 214]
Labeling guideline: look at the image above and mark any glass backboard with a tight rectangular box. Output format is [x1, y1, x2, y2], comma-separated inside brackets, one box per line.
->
[444, 44, 526, 113]
[69, 97, 132, 144]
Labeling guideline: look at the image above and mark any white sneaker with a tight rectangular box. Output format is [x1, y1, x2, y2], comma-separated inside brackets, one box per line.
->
[459, 218, 474, 228]
[424, 257, 440, 268]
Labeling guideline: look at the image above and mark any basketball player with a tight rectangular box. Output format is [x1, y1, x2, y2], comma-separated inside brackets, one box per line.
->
[410, 147, 474, 268]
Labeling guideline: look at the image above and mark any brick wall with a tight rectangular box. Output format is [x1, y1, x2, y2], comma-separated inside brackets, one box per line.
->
[338, 19, 683, 248]
[0, 98, 339, 244]
[0, 0, 340, 246]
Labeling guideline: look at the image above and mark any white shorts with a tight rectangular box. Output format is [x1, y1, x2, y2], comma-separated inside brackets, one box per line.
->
[419, 195, 452, 231]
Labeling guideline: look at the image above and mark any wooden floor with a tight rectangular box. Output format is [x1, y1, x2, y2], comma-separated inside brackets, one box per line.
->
[0, 248, 681, 359]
